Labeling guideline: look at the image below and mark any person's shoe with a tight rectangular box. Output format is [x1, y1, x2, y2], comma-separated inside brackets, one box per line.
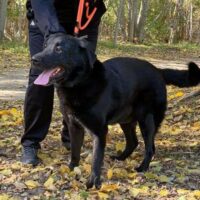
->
[62, 140, 71, 150]
[21, 146, 40, 166]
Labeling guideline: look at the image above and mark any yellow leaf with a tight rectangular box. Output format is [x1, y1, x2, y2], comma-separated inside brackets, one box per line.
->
[144, 172, 158, 180]
[177, 189, 190, 195]
[37, 152, 53, 165]
[10, 108, 18, 115]
[107, 169, 113, 180]
[82, 163, 91, 174]
[139, 186, 149, 193]
[0, 194, 12, 200]
[100, 184, 119, 193]
[159, 189, 169, 197]
[10, 163, 22, 170]
[44, 176, 56, 190]
[59, 165, 70, 176]
[0, 169, 12, 176]
[175, 91, 184, 98]
[157, 175, 170, 183]
[168, 94, 175, 101]
[113, 168, 128, 178]
[130, 188, 140, 197]
[115, 142, 124, 152]
[0, 110, 10, 116]
[25, 180, 40, 189]
[128, 172, 137, 179]
[177, 196, 186, 200]
[193, 190, 200, 198]
[98, 192, 109, 200]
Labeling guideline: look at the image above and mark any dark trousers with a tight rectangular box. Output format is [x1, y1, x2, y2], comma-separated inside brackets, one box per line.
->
[21, 20, 100, 147]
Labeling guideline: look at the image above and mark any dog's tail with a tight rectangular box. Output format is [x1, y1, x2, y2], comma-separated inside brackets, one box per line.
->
[160, 62, 200, 87]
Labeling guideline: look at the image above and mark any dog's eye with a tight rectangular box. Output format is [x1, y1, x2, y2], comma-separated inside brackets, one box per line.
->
[55, 46, 62, 54]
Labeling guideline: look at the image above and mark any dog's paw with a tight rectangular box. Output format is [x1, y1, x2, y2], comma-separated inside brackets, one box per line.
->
[68, 162, 78, 170]
[135, 165, 148, 172]
[86, 174, 101, 189]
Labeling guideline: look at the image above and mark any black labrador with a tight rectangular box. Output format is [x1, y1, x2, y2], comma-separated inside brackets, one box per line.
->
[32, 33, 200, 189]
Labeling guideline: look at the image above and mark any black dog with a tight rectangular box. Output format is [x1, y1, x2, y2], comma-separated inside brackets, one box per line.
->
[32, 33, 200, 189]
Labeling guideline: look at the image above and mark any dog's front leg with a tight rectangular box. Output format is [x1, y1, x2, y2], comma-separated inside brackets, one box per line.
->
[86, 128, 107, 189]
[68, 115, 84, 169]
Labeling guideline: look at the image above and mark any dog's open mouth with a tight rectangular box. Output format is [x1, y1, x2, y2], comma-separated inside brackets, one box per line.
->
[34, 67, 65, 86]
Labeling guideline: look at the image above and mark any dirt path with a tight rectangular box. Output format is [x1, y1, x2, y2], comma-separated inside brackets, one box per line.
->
[1, 58, 200, 101]
[0, 68, 28, 100]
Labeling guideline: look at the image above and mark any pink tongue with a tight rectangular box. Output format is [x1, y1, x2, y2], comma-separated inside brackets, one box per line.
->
[34, 69, 55, 86]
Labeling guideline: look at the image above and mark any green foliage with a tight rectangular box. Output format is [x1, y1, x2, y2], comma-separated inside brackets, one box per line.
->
[0, 40, 28, 54]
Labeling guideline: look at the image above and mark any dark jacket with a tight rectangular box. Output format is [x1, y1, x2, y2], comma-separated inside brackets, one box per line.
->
[26, 0, 106, 37]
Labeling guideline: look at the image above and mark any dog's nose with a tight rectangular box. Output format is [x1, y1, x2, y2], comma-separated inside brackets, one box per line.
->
[31, 56, 41, 66]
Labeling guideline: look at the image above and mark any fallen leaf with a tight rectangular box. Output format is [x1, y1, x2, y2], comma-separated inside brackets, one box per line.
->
[144, 172, 158, 180]
[0, 194, 12, 200]
[113, 168, 128, 178]
[0, 169, 12, 176]
[100, 183, 119, 192]
[115, 142, 124, 152]
[74, 167, 81, 176]
[159, 189, 169, 197]
[130, 188, 140, 197]
[157, 175, 170, 183]
[98, 192, 109, 199]
[59, 165, 70, 176]
[14, 182, 27, 190]
[193, 190, 200, 198]
[44, 176, 56, 190]
[176, 91, 184, 97]
[82, 163, 91, 174]
[25, 180, 40, 189]
[107, 169, 113, 180]
[177, 189, 190, 195]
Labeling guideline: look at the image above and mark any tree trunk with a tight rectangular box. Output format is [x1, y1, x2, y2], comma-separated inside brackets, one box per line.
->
[114, 0, 123, 45]
[128, 0, 138, 42]
[136, 0, 149, 42]
[0, 0, 8, 40]
[188, 2, 193, 41]
[128, 0, 133, 41]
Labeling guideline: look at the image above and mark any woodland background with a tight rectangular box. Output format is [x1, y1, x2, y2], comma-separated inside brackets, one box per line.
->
[0, 0, 200, 45]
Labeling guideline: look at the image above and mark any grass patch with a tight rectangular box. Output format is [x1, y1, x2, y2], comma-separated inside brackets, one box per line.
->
[0, 40, 28, 54]
[97, 40, 200, 60]
[0, 39, 199, 71]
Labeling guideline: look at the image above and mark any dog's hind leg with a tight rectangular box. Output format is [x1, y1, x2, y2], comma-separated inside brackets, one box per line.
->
[111, 122, 138, 161]
[135, 113, 155, 172]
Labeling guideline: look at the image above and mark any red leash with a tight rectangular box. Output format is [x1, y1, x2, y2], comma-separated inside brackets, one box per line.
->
[74, 0, 97, 36]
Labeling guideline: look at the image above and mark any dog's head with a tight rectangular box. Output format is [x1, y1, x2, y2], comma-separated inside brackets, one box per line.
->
[32, 33, 96, 87]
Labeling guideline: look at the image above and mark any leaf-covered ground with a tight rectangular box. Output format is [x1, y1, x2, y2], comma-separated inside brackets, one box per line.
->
[0, 41, 200, 199]
[0, 87, 200, 200]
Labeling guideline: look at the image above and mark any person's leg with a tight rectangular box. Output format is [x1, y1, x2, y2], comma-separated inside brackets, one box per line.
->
[21, 22, 54, 165]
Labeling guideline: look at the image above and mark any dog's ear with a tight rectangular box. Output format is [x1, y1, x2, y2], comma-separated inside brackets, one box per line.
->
[78, 37, 96, 68]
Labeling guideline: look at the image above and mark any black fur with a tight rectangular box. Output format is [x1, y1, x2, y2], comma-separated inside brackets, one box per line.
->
[32, 33, 200, 189]
[161, 62, 200, 87]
